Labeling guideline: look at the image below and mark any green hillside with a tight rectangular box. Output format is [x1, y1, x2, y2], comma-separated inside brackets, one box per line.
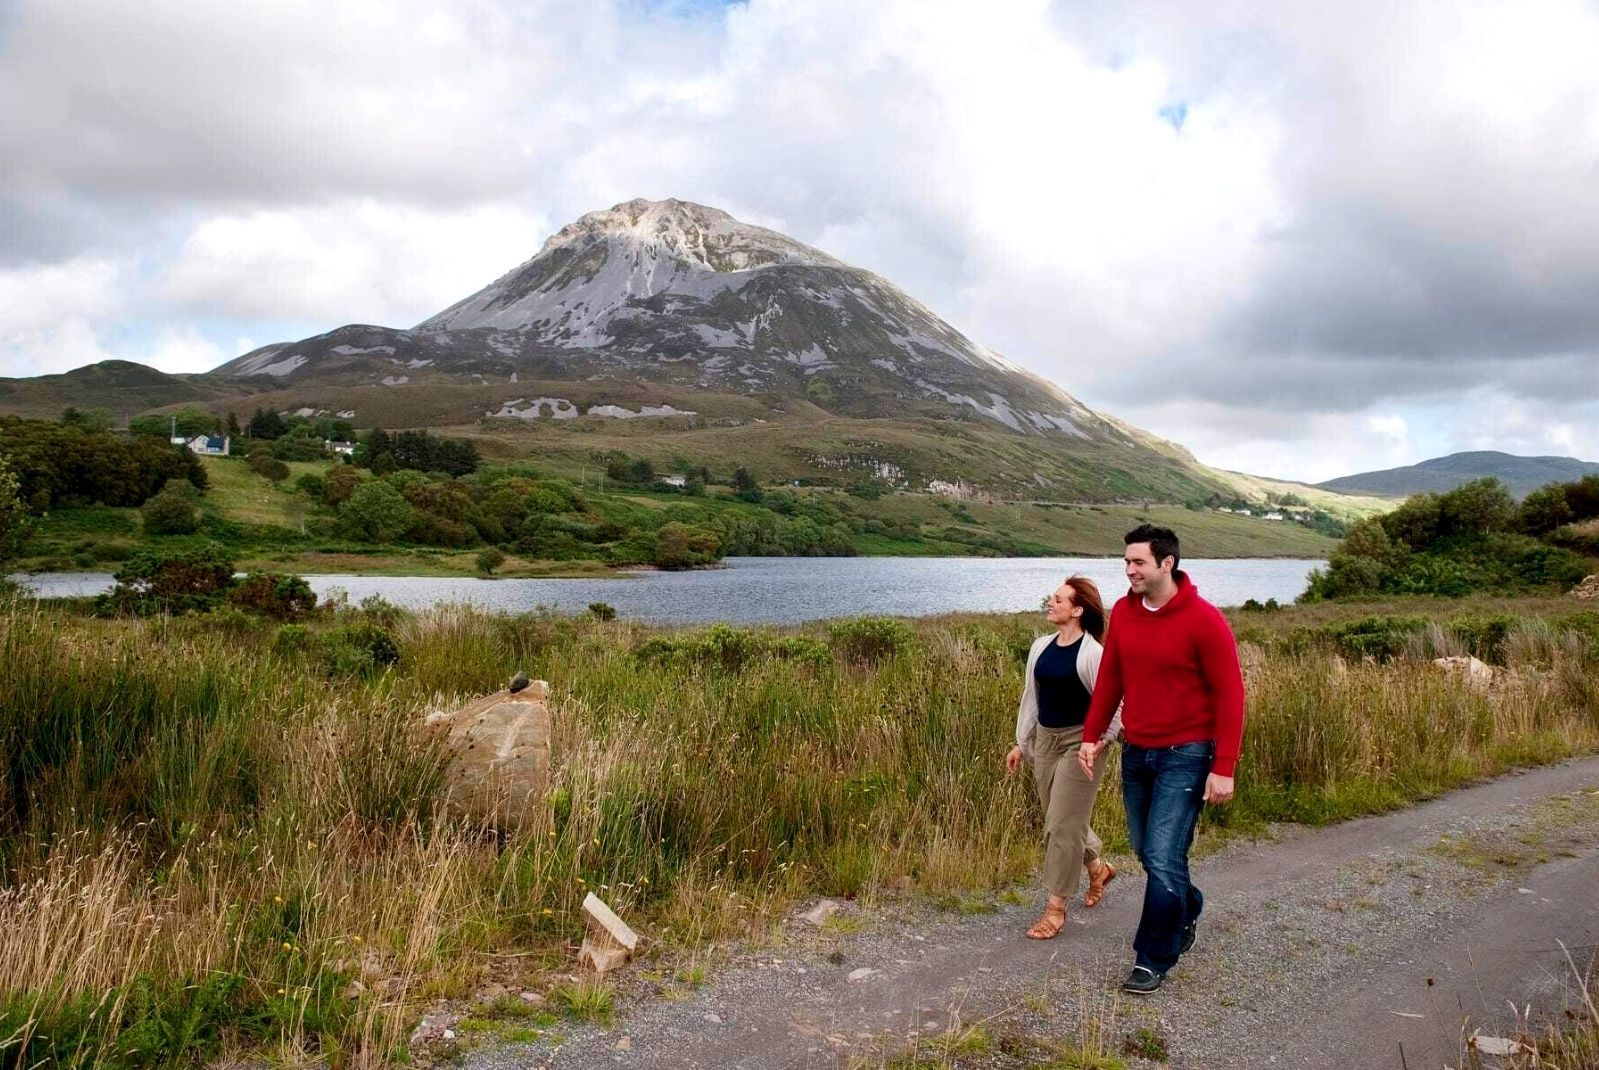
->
[13, 452, 1337, 577]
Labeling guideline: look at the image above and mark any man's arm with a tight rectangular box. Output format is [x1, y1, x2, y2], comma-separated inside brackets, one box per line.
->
[1198, 608, 1246, 779]
[1078, 611, 1125, 775]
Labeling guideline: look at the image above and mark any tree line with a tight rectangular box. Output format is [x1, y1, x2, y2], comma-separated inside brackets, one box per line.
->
[1305, 476, 1598, 599]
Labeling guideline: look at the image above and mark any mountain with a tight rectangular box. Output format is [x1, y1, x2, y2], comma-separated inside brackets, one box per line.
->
[1315, 451, 1599, 499]
[0, 360, 217, 421]
[3, 198, 1355, 506]
[213, 198, 1110, 436]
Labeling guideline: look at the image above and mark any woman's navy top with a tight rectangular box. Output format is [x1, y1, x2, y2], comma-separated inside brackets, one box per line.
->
[1034, 635, 1091, 729]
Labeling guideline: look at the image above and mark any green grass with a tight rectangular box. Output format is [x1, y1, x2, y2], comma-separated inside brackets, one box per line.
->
[0, 593, 1594, 1066]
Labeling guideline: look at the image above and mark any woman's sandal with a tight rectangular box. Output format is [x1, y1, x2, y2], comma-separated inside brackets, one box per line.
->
[1083, 859, 1117, 908]
[1025, 904, 1067, 940]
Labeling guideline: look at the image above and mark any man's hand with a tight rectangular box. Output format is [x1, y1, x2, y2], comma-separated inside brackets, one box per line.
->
[1077, 741, 1099, 778]
[1004, 745, 1023, 775]
[1203, 773, 1234, 804]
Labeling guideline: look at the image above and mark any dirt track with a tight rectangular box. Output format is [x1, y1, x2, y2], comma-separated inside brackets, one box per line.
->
[465, 757, 1599, 1070]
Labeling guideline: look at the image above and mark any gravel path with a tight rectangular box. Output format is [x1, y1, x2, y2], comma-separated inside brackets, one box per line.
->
[461, 758, 1599, 1070]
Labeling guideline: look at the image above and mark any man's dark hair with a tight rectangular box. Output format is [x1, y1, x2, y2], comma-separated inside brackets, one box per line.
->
[1125, 523, 1180, 570]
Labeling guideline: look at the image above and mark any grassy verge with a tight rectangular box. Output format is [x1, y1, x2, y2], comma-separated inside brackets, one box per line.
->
[0, 595, 1595, 1066]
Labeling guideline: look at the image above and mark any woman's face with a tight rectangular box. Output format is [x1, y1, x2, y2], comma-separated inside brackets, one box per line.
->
[1044, 582, 1082, 626]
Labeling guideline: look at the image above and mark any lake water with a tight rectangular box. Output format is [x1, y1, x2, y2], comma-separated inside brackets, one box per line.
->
[15, 556, 1322, 624]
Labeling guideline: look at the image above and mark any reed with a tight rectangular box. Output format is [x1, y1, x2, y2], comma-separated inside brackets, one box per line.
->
[1, 595, 1595, 1066]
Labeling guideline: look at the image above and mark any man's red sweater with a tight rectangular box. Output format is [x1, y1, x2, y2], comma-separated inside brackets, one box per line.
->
[1081, 571, 1247, 777]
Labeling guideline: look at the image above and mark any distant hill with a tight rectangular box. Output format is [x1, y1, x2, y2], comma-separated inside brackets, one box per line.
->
[1315, 451, 1599, 499]
[0, 360, 219, 421]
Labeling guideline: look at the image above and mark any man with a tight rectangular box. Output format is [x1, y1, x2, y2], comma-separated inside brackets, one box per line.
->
[1078, 524, 1245, 994]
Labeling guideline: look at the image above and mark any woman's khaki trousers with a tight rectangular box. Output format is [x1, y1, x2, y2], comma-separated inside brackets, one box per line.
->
[1031, 724, 1107, 900]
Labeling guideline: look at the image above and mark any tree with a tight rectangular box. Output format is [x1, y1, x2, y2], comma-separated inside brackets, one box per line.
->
[732, 466, 762, 503]
[655, 521, 721, 569]
[0, 454, 31, 567]
[225, 411, 242, 439]
[140, 482, 200, 535]
[61, 406, 115, 431]
[247, 408, 288, 440]
[1518, 484, 1573, 536]
[247, 453, 291, 482]
[1436, 477, 1514, 538]
[100, 544, 236, 616]
[340, 480, 416, 542]
[628, 457, 656, 484]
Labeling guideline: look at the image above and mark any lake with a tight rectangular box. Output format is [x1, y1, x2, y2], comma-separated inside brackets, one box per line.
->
[15, 556, 1323, 624]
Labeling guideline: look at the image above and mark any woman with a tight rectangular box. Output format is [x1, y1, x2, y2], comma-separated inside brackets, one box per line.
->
[1005, 575, 1120, 940]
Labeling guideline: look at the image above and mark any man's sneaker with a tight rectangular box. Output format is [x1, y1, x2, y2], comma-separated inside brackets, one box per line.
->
[1121, 965, 1164, 994]
[1179, 921, 1197, 956]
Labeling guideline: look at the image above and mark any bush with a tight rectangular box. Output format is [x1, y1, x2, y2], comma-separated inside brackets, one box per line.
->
[98, 545, 237, 616]
[318, 621, 401, 678]
[228, 572, 318, 621]
[655, 521, 721, 569]
[140, 482, 200, 536]
[827, 616, 912, 663]
[475, 547, 507, 575]
[635, 624, 830, 671]
[588, 602, 617, 621]
[340, 480, 415, 543]
[247, 453, 291, 483]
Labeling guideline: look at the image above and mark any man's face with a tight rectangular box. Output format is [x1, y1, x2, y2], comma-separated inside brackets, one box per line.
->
[1124, 542, 1172, 593]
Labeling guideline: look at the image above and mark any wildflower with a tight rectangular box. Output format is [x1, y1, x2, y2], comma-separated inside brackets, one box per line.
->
[541, 908, 553, 916]
[273, 895, 284, 905]
[277, 988, 286, 996]
[351, 935, 363, 944]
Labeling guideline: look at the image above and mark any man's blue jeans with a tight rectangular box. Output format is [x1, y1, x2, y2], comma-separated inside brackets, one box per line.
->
[1121, 740, 1212, 974]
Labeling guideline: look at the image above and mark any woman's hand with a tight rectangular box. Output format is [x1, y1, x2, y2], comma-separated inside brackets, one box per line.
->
[1077, 741, 1099, 777]
[1004, 745, 1024, 775]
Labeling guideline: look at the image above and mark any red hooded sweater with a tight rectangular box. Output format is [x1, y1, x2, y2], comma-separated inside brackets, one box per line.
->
[1081, 571, 1247, 777]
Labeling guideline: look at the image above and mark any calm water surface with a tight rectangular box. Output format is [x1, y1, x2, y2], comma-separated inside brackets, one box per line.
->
[17, 556, 1322, 624]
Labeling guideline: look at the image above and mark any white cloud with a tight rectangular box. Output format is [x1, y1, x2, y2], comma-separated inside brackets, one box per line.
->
[2, 0, 1598, 477]
[159, 201, 549, 326]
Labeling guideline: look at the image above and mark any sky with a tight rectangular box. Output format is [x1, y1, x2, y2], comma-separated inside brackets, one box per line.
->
[2, 0, 1597, 482]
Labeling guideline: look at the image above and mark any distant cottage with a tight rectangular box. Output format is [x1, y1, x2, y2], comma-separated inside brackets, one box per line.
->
[184, 435, 230, 456]
[325, 440, 357, 456]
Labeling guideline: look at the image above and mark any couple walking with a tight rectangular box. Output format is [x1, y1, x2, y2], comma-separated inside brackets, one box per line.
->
[1004, 524, 1246, 994]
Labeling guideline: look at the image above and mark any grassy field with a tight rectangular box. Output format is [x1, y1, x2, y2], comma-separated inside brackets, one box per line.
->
[0, 591, 1596, 1066]
[10, 453, 1340, 576]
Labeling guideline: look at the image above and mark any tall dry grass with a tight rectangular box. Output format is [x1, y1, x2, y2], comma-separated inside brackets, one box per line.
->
[1, 596, 1596, 1066]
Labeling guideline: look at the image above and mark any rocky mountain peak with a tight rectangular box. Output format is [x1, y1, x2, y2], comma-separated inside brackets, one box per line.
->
[536, 197, 841, 275]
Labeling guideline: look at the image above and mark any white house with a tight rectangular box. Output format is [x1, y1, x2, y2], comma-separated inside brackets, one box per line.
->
[325, 440, 357, 456]
[185, 435, 230, 456]
[658, 473, 687, 487]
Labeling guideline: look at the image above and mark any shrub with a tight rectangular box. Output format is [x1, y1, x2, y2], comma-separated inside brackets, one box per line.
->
[475, 547, 507, 575]
[228, 572, 318, 621]
[635, 624, 830, 671]
[588, 602, 617, 621]
[140, 482, 200, 536]
[270, 622, 313, 655]
[295, 472, 326, 500]
[827, 616, 912, 663]
[247, 453, 291, 482]
[655, 522, 721, 569]
[340, 480, 416, 543]
[98, 545, 237, 616]
[319, 621, 400, 677]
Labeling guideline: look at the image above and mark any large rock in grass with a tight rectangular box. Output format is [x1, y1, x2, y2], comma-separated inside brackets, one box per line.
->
[1571, 575, 1599, 601]
[1432, 655, 1496, 689]
[424, 679, 551, 828]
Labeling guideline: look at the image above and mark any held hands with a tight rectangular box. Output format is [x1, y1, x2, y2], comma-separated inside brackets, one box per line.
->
[1203, 773, 1235, 805]
[1077, 741, 1099, 778]
[1004, 745, 1023, 775]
